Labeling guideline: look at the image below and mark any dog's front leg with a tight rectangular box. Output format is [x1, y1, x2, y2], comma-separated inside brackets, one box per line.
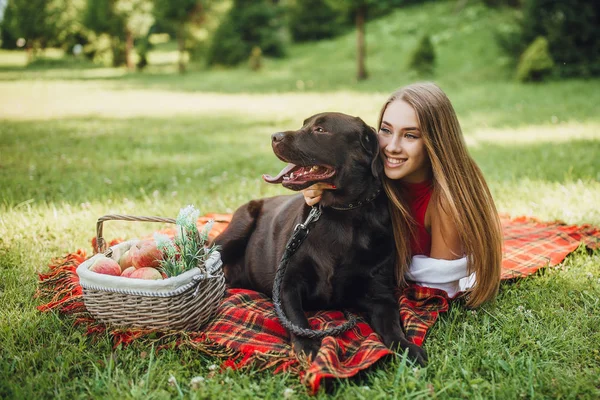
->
[280, 281, 321, 360]
[368, 299, 427, 365]
[358, 283, 428, 366]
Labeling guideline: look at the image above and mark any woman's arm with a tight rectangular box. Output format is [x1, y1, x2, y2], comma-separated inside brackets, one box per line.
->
[429, 199, 463, 260]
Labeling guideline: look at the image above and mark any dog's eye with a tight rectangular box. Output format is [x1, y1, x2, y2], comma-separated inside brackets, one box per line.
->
[314, 127, 324, 133]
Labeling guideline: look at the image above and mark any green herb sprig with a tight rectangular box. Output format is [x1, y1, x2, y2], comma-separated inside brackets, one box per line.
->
[154, 205, 219, 278]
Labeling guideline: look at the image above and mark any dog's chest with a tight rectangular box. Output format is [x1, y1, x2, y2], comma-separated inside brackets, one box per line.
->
[302, 216, 393, 308]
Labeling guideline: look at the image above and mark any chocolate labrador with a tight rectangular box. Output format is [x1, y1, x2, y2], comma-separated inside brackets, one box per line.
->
[213, 112, 426, 364]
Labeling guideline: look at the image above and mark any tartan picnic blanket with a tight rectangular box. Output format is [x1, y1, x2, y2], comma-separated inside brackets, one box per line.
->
[36, 214, 600, 394]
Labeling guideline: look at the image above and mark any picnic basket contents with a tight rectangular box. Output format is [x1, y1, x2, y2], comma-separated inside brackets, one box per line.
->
[76, 206, 225, 331]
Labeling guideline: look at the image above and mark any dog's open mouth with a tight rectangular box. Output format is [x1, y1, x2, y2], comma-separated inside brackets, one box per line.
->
[262, 163, 335, 190]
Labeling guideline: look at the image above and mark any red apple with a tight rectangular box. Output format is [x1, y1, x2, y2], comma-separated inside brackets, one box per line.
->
[130, 240, 163, 269]
[118, 249, 134, 272]
[129, 267, 163, 280]
[121, 266, 136, 278]
[89, 256, 121, 276]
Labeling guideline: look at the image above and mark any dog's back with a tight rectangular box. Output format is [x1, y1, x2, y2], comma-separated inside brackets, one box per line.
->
[212, 112, 427, 364]
[214, 111, 390, 300]
[215, 190, 394, 310]
[216, 194, 307, 294]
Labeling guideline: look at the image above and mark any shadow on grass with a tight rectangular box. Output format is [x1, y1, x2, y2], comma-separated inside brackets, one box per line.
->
[0, 116, 287, 206]
[1, 115, 599, 207]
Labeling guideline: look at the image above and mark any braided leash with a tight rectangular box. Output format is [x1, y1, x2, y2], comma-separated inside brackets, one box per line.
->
[272, 207, 357, 339]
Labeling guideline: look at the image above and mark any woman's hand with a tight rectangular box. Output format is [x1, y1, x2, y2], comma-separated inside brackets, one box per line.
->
[301, 183, 336, 206]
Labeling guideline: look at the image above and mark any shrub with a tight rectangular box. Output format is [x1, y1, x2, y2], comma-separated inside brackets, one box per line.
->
[498, 0, 600, 78]
[408, 34, 435, 75]
[248, 46, 262, 71]
[516, 36, 554, 82]
[207, 0, 286, 67]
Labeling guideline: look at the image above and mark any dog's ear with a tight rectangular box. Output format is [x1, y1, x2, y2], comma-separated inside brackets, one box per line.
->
[359, 125, 383, 178]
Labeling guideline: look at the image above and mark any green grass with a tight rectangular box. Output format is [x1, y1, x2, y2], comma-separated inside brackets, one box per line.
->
[1, 0, 599, 398]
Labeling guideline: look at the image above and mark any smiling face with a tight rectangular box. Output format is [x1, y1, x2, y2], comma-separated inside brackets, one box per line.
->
[378, 100, 431, 183]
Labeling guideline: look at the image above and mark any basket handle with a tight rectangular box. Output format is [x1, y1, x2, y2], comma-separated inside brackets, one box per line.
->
[96, 214, 176, 253]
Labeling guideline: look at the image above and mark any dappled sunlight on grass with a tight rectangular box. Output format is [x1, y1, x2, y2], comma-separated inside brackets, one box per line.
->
[466, 122, 600, 146]
[147, 49, 184, 66]
[0, 50, 28, 67]
[0, 67, 126, 81]
[0, 48, 65, 67]
[2, 78, 599, 133]
[1, 113, 598, 228]
[2, 77, 598, 231]
[0, 81, 385, 123]
[492, 179, 600, 226]
[472, 139, 600, 183]
[0, 116, 291, 208]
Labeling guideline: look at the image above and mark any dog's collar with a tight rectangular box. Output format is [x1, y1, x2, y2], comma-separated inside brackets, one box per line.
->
[328, 187, 382, 211]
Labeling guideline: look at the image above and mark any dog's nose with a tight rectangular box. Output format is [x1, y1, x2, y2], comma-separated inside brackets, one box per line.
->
[272, 132, 285, 143]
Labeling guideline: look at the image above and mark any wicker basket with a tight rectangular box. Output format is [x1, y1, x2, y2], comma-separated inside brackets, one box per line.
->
[76, 214, 226, 331]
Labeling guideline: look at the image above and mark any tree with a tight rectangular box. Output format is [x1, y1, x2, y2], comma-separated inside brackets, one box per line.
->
[520, 0, 599, 77]
[2, 0, 58, 62]
[0, 1, 19, 50]
[84, 0, 127, 66]
[408, 34, 435, 75]
[288, 0, 346, 42]
[115, 0, 154, 70]
[207, 0, 286, 67]
[49, 0, 89, 54]
[497, 0, 600, 78]
[326, 0, 403, 81]
[153, 0, 206, 73]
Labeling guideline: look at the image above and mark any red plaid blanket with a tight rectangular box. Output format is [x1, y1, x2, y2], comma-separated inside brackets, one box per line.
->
[500, 215, 599, 278]
[36, 214, 600, 394]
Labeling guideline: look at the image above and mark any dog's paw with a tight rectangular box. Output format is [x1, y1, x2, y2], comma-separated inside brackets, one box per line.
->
[291, 336, 321, 361]
[397, 340, 428, 367]
[386, 336, 428, 366]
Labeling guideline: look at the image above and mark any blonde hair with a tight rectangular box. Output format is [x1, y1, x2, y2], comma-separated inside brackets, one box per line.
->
[378, 82, 502, 308]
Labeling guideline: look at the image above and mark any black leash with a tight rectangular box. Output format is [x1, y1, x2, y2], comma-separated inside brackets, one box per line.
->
[272, 206, 358, 339]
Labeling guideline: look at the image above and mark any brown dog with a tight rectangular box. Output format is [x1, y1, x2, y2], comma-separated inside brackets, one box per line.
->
[213, 112, 426, 364]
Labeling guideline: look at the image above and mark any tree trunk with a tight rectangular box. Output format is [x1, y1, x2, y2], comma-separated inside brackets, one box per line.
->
[454, 0, 469, 13]
[125, 30, 135, 71]
[26, 46, 33, 64]
[177, 23, 186, 74]
[356, 5, 368, 81]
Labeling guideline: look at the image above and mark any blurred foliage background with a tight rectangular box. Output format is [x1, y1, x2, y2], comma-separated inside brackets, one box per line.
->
[0, 0, 598, 81]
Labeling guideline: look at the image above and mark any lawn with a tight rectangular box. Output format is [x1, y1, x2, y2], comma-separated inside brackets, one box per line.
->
[1, 1, 599, 398]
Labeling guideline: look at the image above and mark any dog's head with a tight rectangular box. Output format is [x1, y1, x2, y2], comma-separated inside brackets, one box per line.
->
[263, 112, 381, 192]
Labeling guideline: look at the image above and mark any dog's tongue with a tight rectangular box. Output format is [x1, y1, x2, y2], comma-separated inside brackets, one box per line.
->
[263, 163, 297, 184]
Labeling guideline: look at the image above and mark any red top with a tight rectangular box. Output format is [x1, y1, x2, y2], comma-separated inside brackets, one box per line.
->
[402, 180, 434, 256]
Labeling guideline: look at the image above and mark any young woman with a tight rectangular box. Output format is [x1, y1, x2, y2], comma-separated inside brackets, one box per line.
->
[302, 82, 502, 307]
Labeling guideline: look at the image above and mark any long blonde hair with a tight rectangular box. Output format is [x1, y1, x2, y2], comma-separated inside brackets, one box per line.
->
[379, 82, 502, 308]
